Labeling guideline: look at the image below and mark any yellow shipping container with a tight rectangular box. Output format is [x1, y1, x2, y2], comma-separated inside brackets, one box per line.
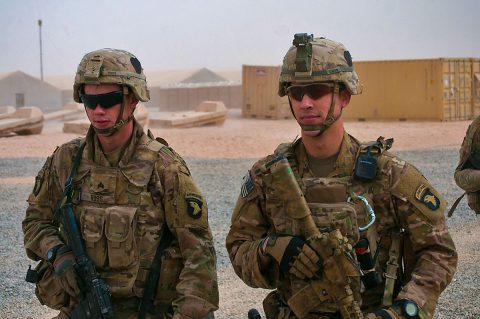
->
[242, 65, 291, 119]
[347, 58, 480, 121]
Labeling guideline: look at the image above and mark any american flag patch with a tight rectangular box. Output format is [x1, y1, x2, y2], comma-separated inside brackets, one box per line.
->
[241, 171, 254, 198]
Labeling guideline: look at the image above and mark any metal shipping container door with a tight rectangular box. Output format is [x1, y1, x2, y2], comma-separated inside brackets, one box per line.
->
[442, 59, 473, 120]
[243, 65, 283, 118]
[472, 58, 480, 117]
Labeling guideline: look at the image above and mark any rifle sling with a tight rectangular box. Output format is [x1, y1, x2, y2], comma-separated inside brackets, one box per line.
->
[382, 231, 401, 307]
[138, 226, 173, 319]
[56, 141, 86, 215]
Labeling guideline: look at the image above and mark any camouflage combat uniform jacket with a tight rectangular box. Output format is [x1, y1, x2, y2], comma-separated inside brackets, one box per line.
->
[226, 132, 457, 319]
[23, 121, 219, 319]
[454, 114, 480, 214]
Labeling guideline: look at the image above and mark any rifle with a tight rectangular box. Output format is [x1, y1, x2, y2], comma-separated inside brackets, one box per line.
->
[264, 155, 363, 319]
[55, 142, 114, 319]
[248, 308, 262, 319]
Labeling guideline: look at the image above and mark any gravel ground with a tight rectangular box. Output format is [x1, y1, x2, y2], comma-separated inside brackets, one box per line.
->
[1, 148, 479, 319]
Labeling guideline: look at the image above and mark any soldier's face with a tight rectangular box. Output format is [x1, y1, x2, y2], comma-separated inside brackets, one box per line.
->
[83, 84, 136, 130]
[289, 83, 350, 127]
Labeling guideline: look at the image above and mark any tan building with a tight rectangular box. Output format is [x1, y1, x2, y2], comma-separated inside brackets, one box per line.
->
[147, 68, 241, 111]
[0, 71, 63, 112]
[45, 68, 241, 111]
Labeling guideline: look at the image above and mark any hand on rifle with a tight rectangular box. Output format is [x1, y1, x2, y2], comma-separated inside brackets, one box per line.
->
[366, 299, 419, 319]
[53, 246, 82, 298]
[259, 235, 322, 279]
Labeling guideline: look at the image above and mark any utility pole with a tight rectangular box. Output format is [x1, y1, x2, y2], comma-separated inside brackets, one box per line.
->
[38, 19, 43, 81]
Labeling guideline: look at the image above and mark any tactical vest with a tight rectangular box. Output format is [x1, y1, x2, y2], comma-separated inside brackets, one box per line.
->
[266, 138, 402, 316]
[65, 134, 182, 301]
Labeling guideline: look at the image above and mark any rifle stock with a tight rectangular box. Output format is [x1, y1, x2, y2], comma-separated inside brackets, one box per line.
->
[265, 155, 363, 319]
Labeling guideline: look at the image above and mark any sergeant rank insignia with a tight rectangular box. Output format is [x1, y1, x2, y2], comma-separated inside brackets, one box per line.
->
[186, 193, 203, 219]
[415, 184, 440, 210]
[241, 171, 254, 198]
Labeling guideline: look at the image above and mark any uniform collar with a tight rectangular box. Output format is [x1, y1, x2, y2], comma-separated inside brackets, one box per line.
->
[85, 119, 144, 167]
[295, 131, 359, 178]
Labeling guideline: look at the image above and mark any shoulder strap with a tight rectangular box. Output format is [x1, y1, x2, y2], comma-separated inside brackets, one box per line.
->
[54, 142, 86, 219]
[138, 226, 173, 319]
[447, 192, 467, 217]
[138, 131, 175, 318]
[354, 137, 393, 182]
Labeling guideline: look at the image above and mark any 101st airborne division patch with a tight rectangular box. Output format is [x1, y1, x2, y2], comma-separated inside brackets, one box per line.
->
[186, 192, 203, 219]
[415, 184, 440, 210]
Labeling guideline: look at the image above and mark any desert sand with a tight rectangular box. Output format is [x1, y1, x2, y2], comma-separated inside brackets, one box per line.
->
[0, 109, 470, 160]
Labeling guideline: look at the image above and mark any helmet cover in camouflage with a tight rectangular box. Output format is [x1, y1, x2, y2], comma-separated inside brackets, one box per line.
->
[73, 48, 150, 102]
[278, 34, 362, 96]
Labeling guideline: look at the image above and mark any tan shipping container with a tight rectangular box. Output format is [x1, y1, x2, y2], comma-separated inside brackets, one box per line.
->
[347, 58, 479, 121]
[242, 65, 291, 119]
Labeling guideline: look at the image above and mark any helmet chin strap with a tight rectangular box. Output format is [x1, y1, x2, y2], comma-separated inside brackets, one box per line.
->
[288, 82, 342, 137]
[93, 86, 134, 136]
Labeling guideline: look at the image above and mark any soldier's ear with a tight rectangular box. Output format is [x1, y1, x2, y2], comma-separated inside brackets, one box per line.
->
[340, 90, 351, 109]
[126, 94, 139, 108]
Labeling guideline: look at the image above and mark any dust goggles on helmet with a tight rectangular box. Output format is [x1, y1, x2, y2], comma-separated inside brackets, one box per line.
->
[80, 91, 123, 109]
[286, 83, 334, 102]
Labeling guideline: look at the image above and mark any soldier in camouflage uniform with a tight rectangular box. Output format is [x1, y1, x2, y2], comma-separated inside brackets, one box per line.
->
[23, 49, 219, 319]
[226, 34, 457, 319]
[453, 115, 480, 214]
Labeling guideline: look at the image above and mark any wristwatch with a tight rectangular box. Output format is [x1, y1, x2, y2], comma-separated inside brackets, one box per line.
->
[394, 299, 419, 319]
[46, 244, 63, 263]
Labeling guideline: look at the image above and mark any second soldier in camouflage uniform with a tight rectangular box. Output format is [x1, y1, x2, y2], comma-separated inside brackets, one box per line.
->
[23, 49, 219, 319]
[226, 34, 457, 319]
[452, 114, 480, 214]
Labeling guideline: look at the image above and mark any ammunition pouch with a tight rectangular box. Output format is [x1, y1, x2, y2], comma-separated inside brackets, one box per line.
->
[32, 260, 70, 310]
[286, 231, 362, 317]
[263, 290, 292, 319]
[287, 278, 338, 316]
[308, 202, 360, 245]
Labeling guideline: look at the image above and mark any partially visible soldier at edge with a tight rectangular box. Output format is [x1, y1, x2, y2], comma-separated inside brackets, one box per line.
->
[22, 48, 219, 319]
[226, 33, 457, 319]
[452, 115, 480, 215]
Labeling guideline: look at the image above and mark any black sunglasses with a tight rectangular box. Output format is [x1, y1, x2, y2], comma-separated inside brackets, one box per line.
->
[80, 91, 123, 109]
[286, 83, 334, 102]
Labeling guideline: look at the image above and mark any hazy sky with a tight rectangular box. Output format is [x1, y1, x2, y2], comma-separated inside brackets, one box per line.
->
[1, 0, 479, 77]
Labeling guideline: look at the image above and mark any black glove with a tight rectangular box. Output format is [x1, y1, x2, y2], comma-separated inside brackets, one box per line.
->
[53, 246, 82, 298]
[367, 299, 419, 319]
[260, 234, 322, 279]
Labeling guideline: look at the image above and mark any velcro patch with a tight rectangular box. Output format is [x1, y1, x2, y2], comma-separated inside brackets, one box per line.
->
[241, 171, 254, 198]
[415, 184, 440, 211]
[33, 156, 52, 196]
[186, 192, 203, 219]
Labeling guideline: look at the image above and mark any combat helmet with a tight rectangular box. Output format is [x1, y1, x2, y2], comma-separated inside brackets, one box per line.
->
[73, 48, 150, 135]
[279, 33, 362, 136]
[278, 33, 362, 97]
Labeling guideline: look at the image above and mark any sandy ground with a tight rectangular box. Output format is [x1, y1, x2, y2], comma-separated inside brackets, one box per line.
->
[0, 109, 470, 160]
